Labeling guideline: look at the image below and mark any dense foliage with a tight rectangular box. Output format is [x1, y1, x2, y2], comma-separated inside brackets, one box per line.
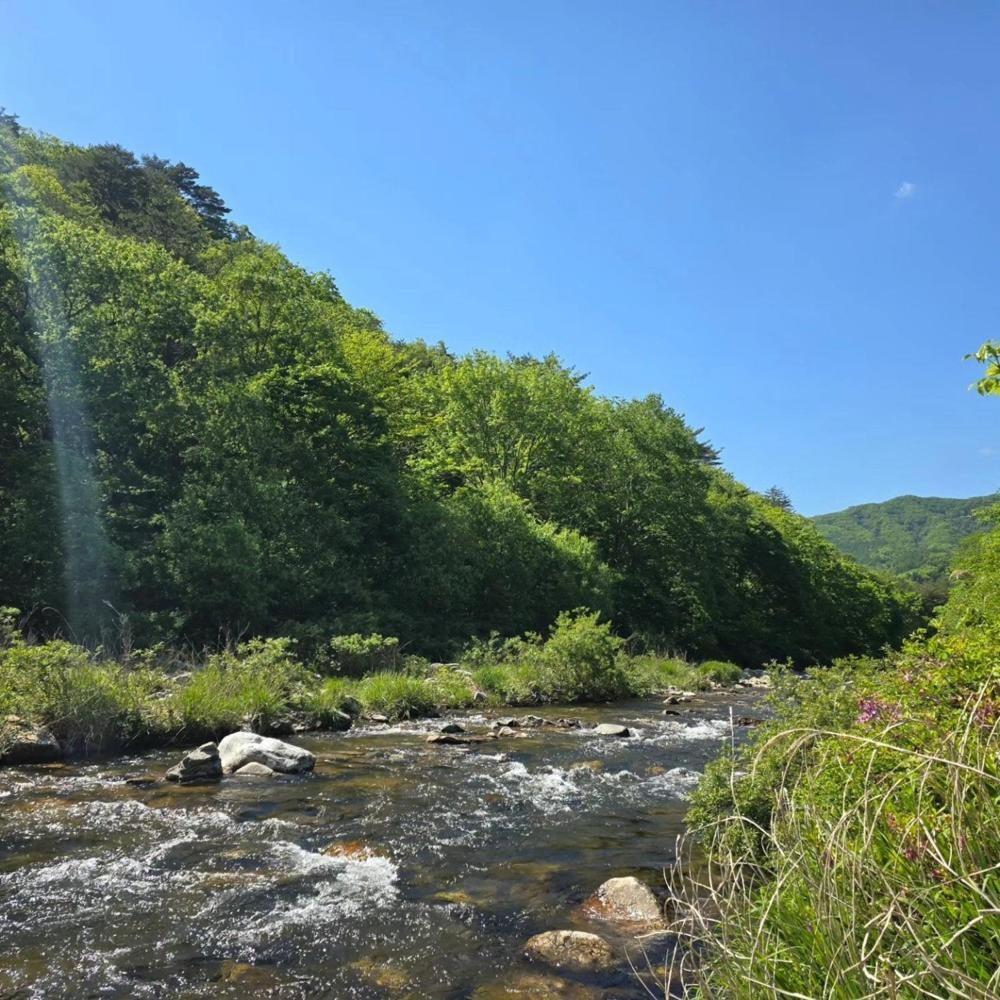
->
[680, 505, 1000, 990]
[813, 492, 996, 606]
[0, 608, 737, 753]
[0, 115, 919, 663]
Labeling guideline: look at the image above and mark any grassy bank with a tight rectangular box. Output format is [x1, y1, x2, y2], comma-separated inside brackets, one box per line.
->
[0, 608, 742, 759]
[671, 623, 1000, 995]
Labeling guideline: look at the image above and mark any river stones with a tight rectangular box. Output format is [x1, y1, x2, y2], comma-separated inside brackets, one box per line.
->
[427, 732, 465, 744]
[524, 930, 617, 972]
[439, 721, 465, 734]
[593, 723, 630, 737]
[495, 725, 527, 738]
[166, 742, 223, 783]
[0, 716, 62, 765]
[218, 732, 315, 774]
[580, 876, 664, 932]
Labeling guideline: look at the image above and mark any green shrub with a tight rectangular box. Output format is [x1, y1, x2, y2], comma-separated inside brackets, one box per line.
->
[625, 654, 696, 695]
[426, 666, 476, 708]
[697, 659, 743, 686]
[0, 637, 165, 753]
[470, 664, 509, 700]
[355, 672, 437, 720]
[675, 624, 1000, 997]
[531, 609, 629, 702]
[167, 638, 307, 737]
[305, 676, 362, 725]
[325, 633, 401, 676]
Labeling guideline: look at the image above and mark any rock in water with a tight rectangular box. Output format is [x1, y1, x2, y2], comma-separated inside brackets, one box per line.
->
[439, 721, 465, 734]
[218, 732, 315, 774]
[426, 732, 465, 744]
[0, 716, 62, 765]
[580, 876, 664, 931]
[166, 742, 223, 783]
[524, 930, 617, 972]
[593, 723, 630, 737]
[234, 761, 276, 776]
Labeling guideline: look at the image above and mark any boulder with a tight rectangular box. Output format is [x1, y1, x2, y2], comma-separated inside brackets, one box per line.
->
[493, 717, 518, 729]
[524, 930, 616, 972]
[123, 773, 158, 787]
[495, 726, 527, 739]
[439, 721, 465, 734]
[548, 717, 582, 729]
[593, 723, 630, 737]
[217, 732, 315, 774]
[0, 716, 62, 765]
[234, 761, 275, 777]
[580, 876, 664, 931]
[426, 732, 465, 745]
[166, 742, 223, 783]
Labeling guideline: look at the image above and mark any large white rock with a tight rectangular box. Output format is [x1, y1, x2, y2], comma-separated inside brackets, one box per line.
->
[218, 732, 315, 774]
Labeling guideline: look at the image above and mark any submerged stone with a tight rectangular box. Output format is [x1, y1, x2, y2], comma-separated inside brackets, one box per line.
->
[524, 930, 617, 972]
[579, 876, 664, 932]
[593, 723, 630, 737]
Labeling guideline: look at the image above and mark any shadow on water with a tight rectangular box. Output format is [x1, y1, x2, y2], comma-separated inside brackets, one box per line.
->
[0, 692, 764, 998]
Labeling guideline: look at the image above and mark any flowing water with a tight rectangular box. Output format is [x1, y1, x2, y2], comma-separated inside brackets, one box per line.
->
[0, 693, 763, 999]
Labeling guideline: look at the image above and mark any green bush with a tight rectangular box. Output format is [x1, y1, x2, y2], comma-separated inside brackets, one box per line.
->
[354, 672, 438, 720]
[675, 615, 1000, 996]
[0, 637, 165, 753]
[325, 633, 401, 676]
[697, 659, 743, 686]
[167, 638, 307, 737]
[625, 654, 697, 695]
[426, 666, 477, 708]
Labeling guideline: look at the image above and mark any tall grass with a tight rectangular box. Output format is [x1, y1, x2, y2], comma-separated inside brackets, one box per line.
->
[663, 671, 1000, 999]
[0, 608, 749, 753]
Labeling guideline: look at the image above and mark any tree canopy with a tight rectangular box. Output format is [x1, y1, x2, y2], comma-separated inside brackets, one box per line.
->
[0, 117, 920, 662]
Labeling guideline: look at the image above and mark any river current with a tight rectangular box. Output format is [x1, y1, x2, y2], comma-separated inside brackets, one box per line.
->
[0, 692, 761, 999]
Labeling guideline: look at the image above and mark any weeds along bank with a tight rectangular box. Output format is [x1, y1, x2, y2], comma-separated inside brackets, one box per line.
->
[0, 608, 743, 760]
[674, 507, 1000, 998]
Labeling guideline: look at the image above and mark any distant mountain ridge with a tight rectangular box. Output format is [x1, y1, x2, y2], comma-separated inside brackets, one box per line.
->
[812, 493, 997, 584]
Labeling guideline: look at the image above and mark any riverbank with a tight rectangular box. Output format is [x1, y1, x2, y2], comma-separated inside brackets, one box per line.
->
[1, 610, 752, 766]
[0, 690, 764, 998]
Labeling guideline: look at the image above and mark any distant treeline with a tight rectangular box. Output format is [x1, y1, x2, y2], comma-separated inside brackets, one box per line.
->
[813, 493, 997, 607]
[0, 113, 919, 662]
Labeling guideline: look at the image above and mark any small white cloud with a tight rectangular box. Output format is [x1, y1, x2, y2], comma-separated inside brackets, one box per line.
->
[894, 181, 917, 200]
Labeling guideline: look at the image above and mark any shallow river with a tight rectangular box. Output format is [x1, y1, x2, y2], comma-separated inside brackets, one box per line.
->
[0, 693, 761, 999]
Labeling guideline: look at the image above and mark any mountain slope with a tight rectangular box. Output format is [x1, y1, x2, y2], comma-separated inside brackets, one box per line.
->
[812, 494, 996, 583]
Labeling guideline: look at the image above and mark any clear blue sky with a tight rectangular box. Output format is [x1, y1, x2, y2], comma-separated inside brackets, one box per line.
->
[4, 1, 999, 514]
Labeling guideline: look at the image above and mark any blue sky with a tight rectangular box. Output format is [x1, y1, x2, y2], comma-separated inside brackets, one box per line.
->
[4, 1, 999, 514]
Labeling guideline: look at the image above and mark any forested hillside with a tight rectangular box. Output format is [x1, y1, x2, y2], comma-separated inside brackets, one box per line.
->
[0, 114, 919, 664]
[813, 493, 995, 600]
